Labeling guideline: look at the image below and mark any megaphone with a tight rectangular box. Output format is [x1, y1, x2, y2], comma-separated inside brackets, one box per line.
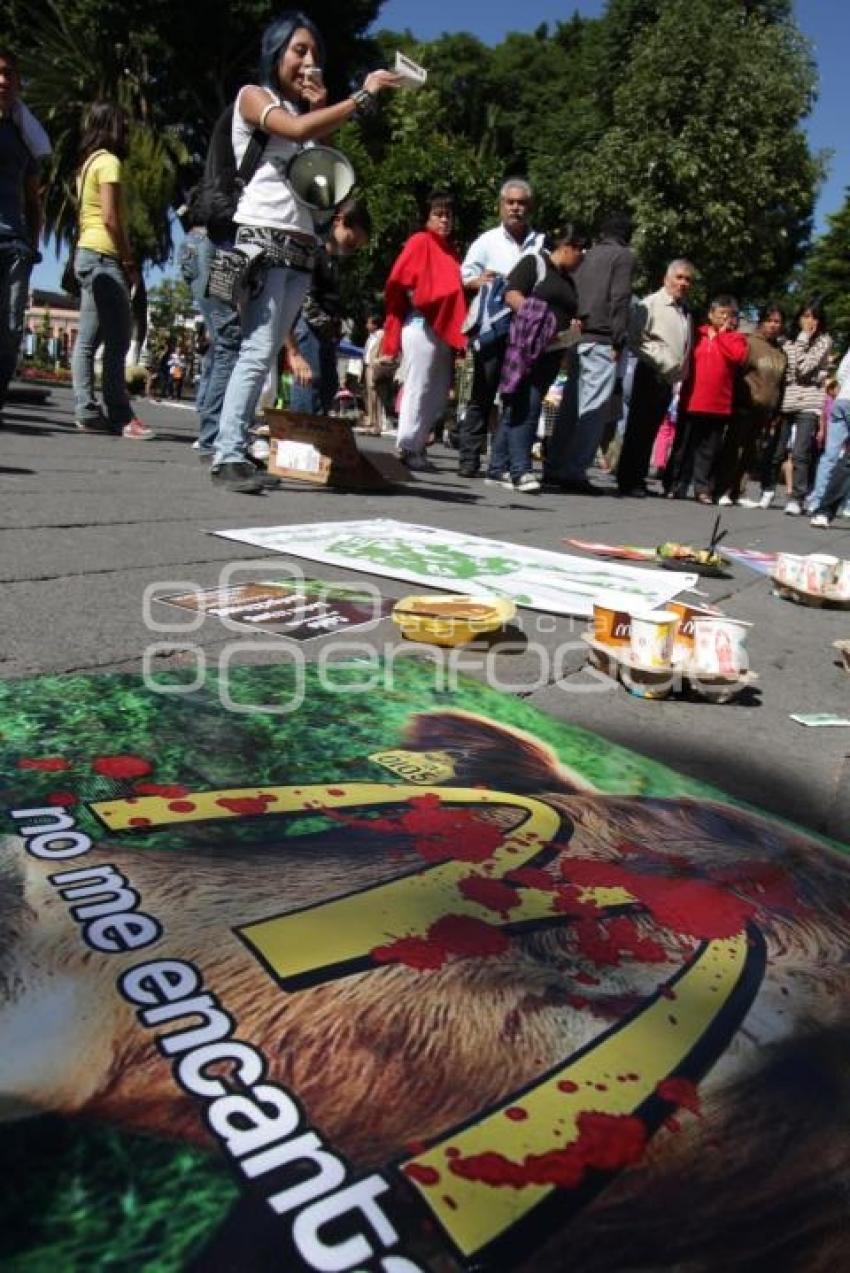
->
[286, 146, 357, 213]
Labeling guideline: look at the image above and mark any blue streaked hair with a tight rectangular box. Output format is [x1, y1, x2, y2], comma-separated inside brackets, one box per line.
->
[258, 11, 326, 89]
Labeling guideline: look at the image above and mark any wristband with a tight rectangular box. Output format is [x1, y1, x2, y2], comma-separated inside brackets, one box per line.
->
[351, 88, 378, 120]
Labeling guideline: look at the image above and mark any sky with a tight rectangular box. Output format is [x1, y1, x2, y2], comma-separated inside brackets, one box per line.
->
[29, 0, 847, 293]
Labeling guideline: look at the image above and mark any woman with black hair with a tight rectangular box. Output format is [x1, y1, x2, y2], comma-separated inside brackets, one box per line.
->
[383, 190, 467, 470]
[211, 10, 401, 493]
[485, 226, 586, 494]
[71, 101, 153, 439]
[758, 298, 831, 514]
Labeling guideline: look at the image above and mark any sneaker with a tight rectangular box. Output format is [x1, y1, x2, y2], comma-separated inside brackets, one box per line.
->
[484, 473, 513, 488]
[122, 418, 155, 441]
[211, 461, 267, 494]
[810, 513, 830, 528]
[515, 473, 541, 493]
[405, 451, 436, 472]
[717, 494, 734, 507]
[784, 499, 802, 516]
[249, 437, 271, 463]
[736, 496, 759, 508]
[759, 490, 775, 509]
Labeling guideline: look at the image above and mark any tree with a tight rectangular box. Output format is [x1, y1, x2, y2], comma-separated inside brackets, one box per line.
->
[146, 278, 195, 348]
[561, 0, 824, 304]
[799, 191, 850, 350]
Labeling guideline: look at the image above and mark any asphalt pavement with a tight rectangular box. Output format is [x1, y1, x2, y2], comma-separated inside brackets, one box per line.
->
[1, 383, 848, 840]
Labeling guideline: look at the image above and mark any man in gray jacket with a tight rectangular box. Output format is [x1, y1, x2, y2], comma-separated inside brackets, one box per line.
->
[616, 258, 695, 498]
[544, 212, 635, 493]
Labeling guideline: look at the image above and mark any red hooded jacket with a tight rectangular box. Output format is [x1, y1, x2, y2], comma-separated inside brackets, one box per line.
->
[383, 229, 467, 359]
[679, 325, 748, 416]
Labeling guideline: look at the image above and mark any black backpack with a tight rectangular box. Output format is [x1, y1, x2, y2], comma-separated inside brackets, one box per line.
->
[188, 104, 268, 243]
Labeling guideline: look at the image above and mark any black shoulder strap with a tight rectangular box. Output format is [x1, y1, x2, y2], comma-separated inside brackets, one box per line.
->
[235, 93, 273, 189]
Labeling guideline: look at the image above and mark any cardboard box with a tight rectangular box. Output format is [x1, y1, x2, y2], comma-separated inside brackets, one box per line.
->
[264, 408, 410, 490]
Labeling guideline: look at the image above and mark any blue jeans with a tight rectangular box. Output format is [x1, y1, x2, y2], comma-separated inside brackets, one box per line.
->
[289, 314, 339, 414]
[0, 238, 34, 406]
[546, 341, 619, 482]
[809, 399, 850, 510]
[179, 231, 242, 454]
[213, 262, 311, 466]
[488, 350, 562, 482]
[71, 248, 133, 426]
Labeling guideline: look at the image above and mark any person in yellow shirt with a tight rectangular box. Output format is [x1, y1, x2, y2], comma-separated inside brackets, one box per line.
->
[70, 101, 153, 439]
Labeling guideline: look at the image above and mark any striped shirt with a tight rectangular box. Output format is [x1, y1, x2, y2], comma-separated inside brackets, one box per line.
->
[781, 331, 832, 415]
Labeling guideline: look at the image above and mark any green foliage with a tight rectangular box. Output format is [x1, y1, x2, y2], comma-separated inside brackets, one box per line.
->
[147, 277, 195, 346]
[558, 0, 824, 304]
[799, 190, 850, 350]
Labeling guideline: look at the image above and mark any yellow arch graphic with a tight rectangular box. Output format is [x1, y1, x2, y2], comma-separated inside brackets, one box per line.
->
[92, 784, 761, 1263]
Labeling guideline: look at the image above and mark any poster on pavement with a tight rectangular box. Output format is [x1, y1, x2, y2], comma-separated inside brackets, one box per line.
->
[212, 520, 698, 617]
[1, 661, 848, 1272]
[155, 580, 393, 641]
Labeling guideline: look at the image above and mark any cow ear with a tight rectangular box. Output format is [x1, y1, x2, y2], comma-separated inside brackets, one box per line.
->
[403, 710, 594, 794]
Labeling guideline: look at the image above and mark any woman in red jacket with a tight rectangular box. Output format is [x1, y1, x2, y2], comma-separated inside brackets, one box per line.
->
[664, 294, 748, 503]
[383, 190, 467, 470]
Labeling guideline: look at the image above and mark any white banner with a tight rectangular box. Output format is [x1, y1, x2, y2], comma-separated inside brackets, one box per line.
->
[212, 520, 697, 617]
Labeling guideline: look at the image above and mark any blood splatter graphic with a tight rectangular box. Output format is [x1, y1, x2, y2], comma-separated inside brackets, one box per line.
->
[449, 1112, 647, 1190]
[505, 1107, 528, 1122]
[372, 915, 510, 971]
[47, 791, 77, 806]
[17, 757, 70, 772]
[92, 755, 153, 780]
[442, 1196, 458, 1211]
[572, 915, 667, 967]
[507, 866, 557, 891]
[656, 1077, 702, 1115]
[326, 788, 346, 797]
[458, 874, 521, 918]
[129, 817, 152, 828]
[557, 1080, 579, 1094]
[167, 800, 197, 813]
[216, 796, 273, 816]
[563, 859, 756, 939]
[326, 793, 506, 864]
[404, 1164, 440, 1187]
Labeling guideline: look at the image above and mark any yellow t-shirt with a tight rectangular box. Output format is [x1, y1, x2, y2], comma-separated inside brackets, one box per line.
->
[77, 150, 123, 256]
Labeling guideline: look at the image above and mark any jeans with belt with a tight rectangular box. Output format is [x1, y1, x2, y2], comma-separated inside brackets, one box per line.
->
[71, 247, 133, 427]
[809, 400, 850, 510]
[178, 230, 242, 454]
[213, 255, 310, 467]
[0, 237, 35, 406]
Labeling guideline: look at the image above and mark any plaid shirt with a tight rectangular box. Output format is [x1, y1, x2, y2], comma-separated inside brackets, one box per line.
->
[499, 296, 558, 396]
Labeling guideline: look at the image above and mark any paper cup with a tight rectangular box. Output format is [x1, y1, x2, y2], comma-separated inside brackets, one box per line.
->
[826, 560, 850, 601]
[593, 594, 634, 648]
[775, 552, 805, 588]
[803, 554, 840, 597]
[667, 600, 724, 662]
[692, 617, 752, 675]
[629, 610, 677, 668]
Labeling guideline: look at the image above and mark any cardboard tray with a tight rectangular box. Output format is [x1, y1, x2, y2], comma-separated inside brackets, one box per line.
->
[264, 408, 411, 490]
[770, 575, 850, 610]
[580, 632, 758, 703]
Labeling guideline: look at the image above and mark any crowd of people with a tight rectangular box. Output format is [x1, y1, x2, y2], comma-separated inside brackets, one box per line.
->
[1, 17, 849, 525]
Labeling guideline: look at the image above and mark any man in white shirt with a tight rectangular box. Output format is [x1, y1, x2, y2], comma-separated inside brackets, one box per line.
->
[457, 179, 543, 476]
[616, 258, 695, 497]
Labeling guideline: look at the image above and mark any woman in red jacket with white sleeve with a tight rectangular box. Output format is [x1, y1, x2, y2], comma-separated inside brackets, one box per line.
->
[382, 190, 467, 470]
[664, 294, 748, 503]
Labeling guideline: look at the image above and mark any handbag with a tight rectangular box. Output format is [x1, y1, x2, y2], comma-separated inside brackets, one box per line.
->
[60, 151, 103, 298]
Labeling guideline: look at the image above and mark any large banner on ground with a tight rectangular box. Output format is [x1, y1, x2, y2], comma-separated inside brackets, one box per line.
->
[213, 520, 697, 616]
[1, 663, 848, 1272]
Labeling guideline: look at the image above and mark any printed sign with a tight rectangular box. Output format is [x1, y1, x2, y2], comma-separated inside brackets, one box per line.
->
[213, 520, 697, 617]
[1, 662, 847, 1271]
[155, 580, 393, 641]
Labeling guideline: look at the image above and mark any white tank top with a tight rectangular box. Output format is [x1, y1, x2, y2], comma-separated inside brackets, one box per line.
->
[231, 87, 316, 239]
